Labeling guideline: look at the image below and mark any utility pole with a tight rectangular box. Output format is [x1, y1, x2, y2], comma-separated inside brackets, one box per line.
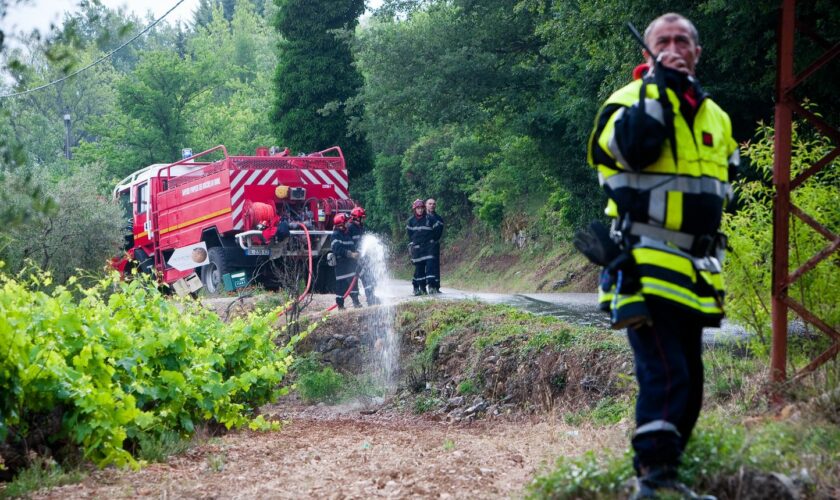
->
[63, 112, 72, 159]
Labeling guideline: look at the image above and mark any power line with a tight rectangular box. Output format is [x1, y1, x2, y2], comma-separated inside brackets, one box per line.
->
[0, 0, 186, 100]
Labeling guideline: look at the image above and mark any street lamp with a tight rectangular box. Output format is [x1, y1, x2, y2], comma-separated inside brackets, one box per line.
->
[63, 113, 72, 159]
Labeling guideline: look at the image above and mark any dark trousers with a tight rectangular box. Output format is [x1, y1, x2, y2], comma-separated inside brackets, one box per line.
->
[412, 259, 428, 290]
[334, 261, 358, 306]
[426, 245, 440, 288]
[627, 300, 704, 472]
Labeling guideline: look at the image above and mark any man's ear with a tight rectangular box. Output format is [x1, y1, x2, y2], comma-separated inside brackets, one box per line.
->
[695, 46, 702, 65]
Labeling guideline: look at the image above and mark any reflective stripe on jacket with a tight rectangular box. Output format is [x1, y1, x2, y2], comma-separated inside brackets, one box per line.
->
[588, 76, 737, 323]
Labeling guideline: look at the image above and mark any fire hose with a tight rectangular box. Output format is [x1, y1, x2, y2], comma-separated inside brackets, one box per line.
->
[235, 223, 361, 318]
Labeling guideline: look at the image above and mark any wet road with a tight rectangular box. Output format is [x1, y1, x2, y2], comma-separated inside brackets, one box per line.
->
[379, 279, 747, 344]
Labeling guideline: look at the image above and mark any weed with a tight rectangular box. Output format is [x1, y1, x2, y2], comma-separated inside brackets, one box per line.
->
[413, 395, 442, 415]
[442, 439, 456, 452]
[252, 293, 291, 315]
[1, 455, 84, 498]
[526, 449, 634, 499]
[296, 366, 346, 403]
[563, 397, 630, 427]
[525, 329, 573, 352]
[206, 453, 226, 473]
[136, 430, 192, 463]
[457, 379, 480, 395]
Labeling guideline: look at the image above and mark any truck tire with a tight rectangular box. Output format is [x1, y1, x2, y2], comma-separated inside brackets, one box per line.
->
[202, 247, 234, 295]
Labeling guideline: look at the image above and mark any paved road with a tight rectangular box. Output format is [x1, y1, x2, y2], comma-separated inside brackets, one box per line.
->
[375, 279, 746, 344]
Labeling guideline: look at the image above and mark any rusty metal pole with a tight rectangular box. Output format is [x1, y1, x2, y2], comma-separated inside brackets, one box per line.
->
[770, 0, 795, 390]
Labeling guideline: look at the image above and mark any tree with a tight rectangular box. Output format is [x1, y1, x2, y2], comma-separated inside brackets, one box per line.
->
[271, 0, 373, 180]
[118, 51, 220, 165]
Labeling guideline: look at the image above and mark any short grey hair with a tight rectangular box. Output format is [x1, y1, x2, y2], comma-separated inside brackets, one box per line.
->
[644, 13, 700, 47]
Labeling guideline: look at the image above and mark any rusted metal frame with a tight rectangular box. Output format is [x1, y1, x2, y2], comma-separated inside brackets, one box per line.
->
[771, 0, 796, 387]
[791, 146, 840, 190]
[782, 296, 840, 342]
[793, 343, 840, 381]
[789, 101, 840, 145]
[790, 42, 840, 90]
[790, 204, 838, 242]
[786, 292, 840, 380]
[786, 238, 840, 287]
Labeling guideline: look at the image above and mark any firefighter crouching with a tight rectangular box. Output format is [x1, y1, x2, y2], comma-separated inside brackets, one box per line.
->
[331, 213, 362, 309]
[582, 12, 737, 500]
[406, 199, 433, 296]
[349, 206, 380, 305]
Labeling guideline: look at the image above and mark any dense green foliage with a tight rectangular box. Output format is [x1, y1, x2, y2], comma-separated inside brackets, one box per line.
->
[271, 0, 373, 179]
[723, 118, 840, 355]
[0, 270, 304, 469]
[356, 0, 839, 243]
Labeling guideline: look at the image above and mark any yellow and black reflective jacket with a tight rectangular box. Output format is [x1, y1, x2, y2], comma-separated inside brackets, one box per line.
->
[587, 72, 738, 326]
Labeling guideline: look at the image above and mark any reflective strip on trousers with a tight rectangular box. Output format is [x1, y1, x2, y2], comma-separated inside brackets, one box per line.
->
[634, 419, 680, 437]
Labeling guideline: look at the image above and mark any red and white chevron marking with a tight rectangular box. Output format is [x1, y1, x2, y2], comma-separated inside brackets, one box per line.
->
[230, 168, 349, 229]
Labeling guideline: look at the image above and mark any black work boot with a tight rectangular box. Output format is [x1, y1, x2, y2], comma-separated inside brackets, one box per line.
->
[419, 285, 428, 295]
[428, 286, 440, 295]
[351, 296, 363, 308]
[630, 465, 716, 500]
[335, 298, 345, 310]
[413, 286, 422, 296]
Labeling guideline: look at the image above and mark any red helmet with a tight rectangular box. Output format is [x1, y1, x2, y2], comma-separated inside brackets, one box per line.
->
[333, 213, 348, 226]
[412, 199, 425, 209]
[351, 206, 366, 219]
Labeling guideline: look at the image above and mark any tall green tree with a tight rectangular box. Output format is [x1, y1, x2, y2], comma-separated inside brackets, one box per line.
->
[271, 0, 373, 179]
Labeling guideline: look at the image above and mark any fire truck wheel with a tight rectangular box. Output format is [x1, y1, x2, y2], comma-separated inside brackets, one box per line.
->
[201, 247, 233, 295]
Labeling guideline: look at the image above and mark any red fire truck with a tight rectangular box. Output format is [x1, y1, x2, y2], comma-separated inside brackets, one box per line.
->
[112, 145, 356, 294]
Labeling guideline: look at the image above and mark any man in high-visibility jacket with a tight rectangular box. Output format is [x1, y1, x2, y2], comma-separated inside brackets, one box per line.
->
[587, 12, 737, 499]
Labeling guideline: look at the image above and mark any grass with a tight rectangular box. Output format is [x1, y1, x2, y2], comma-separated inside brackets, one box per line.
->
[0, 456, 84, 499]
[136, 430, 192, 463]
[528, 413, 840, 499]
[291, 353, 387, 404]
[563, 397, 632, 427]
[413, 394, 443, 415]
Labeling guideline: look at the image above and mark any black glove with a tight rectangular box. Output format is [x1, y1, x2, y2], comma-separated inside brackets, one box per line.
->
[574, 221, 621, 267]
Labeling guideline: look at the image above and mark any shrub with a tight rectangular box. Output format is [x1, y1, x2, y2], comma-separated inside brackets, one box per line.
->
[0, 269, 303, 471]
[295, 366, 346, 403]
[723, 118, 840, 356]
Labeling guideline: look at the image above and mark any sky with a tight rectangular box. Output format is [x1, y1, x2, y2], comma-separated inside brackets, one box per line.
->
[1, 0, 382, 39]
[1, 0, 201, 39]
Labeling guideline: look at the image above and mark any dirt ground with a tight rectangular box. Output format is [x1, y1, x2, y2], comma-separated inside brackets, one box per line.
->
[35, 402, 626, 499]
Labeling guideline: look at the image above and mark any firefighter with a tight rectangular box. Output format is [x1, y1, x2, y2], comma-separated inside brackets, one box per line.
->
[349, 206, 380, 305]
[585, 13, 736, 499]
[425, 198, 444, 294]
[406, 199, 433, 296]
[330, 213, 362, 309]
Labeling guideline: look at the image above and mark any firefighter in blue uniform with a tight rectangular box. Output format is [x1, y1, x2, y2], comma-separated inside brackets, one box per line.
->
[406, 199, 433, 296]
[349, 206, 380, 305]
[425, 198, 444, 294]
[585, 13, 736, 500]
[331, 213, 362, 309]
